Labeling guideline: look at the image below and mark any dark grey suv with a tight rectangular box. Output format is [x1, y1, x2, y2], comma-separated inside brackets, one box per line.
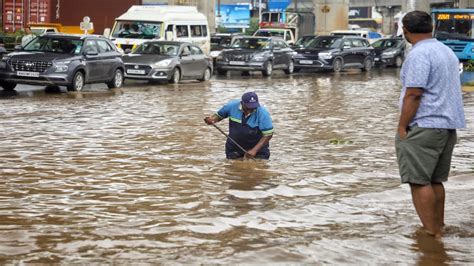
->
[215, 36, 295, 76]
[294, 35, 374, 72]
[0, 33, 124, 91]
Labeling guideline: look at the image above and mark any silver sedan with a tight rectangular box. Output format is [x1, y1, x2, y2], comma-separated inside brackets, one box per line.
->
[123, 41, 213, 84]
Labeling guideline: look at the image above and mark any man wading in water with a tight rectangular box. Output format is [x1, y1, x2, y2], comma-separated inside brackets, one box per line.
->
[204, 92, 273, 160]
[395, 11, 466, 238]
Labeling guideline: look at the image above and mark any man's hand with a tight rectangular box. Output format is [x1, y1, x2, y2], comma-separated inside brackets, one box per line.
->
[204, 116, 215, 125]
[244, 149, 257, 159]
[398, 126, 408, 140]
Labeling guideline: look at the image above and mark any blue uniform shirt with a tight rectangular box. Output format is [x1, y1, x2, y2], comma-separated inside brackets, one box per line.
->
[216, 99, 274, 159]
[400, 38, 466, 129]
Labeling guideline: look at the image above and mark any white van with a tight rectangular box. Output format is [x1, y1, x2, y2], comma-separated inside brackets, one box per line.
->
[330, 30, 382, 43]
[109, 5, 210, 54]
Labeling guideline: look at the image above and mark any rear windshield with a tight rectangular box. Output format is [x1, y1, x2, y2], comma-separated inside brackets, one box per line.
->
[23, 36, 83, 54]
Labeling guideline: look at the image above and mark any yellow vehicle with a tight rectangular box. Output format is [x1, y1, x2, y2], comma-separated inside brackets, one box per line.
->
[348, 18, 382, 32]
[29, 23, 94, 35]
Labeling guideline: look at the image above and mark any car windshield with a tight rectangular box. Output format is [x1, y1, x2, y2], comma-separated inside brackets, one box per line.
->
[112, 21, 163, 39]
[306, 37, 342, 49]
[372, 39, 402, 48]
[133, 42, 180, 56]
[295, 36, 315, 47]
[23, 37, 83, 54]
[231, 38, 270, 50]
[211, 36, 232, 48]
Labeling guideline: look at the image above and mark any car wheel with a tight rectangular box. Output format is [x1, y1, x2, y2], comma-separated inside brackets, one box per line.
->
[333, 58, 343, 73]
[1, 81, 17, 91]
[67, 71, 84, 92]
[107, 69, 124, 89]
[262, 61, 273, 76]
[217, 69, 227, 76]
[362, 58, 373, 72]
[199, 67, 212, 82]
[284, 60, 294, 74]
[169, 68, 181, 84]
[394, 56, 403, 68]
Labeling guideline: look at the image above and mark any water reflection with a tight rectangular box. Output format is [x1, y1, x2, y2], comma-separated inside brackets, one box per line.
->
[413, 230, 450, 265]
[0, 69, 472, 263]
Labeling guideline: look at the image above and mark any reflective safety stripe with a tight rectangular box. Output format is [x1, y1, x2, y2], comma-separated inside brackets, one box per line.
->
[229, 116, 242, 123]
[262, 129, 274, 135]
[215, 112, 224, 119]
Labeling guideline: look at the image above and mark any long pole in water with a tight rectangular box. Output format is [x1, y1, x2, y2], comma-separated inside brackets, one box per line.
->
[209, 123, 255, 160]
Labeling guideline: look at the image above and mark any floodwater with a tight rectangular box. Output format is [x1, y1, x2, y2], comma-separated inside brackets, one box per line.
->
[0, 69, 473, 264]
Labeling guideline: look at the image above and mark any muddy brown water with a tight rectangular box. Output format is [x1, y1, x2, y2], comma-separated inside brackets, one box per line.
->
[1, 69, 473, 264]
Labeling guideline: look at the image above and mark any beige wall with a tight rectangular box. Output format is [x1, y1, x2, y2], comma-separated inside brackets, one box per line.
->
[313, 0, 350, 34]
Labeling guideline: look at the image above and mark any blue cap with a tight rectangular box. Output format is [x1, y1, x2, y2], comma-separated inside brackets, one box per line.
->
[241, 92, 260, 109]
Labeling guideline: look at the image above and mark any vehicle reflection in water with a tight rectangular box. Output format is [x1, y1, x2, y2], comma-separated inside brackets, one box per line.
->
[0, 68, 473, 264]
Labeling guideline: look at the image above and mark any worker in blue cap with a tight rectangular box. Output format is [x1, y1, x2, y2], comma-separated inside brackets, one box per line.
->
[204, 92, 274, 159]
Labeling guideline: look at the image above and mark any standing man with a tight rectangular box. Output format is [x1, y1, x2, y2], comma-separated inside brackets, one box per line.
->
[396, 11, 466, 237]
[204, 92, 273, 159]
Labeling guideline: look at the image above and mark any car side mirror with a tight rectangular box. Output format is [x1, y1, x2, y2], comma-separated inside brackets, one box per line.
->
[0, 46, 7, 54]
[85, 50, 99, 56]
[124, 48, 132, 54]
[273, 46, 281, 51]
[14, 45, 23, 51]
[343, 45, 351, 50]
[181, 50, 191, 57]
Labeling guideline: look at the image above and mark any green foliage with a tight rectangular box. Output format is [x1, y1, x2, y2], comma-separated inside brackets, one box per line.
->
[245, 18, 260, 35]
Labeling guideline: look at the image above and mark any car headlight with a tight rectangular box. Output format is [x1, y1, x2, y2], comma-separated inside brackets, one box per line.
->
[2, 55, 9, 60]
[252, 56, 265, 61]
[381, 50, 397, 57]
[318, 52, 332, 60]
[210, 51, 221, 58]
[154, 59, 172, 67]
[54, 61, 70, 72]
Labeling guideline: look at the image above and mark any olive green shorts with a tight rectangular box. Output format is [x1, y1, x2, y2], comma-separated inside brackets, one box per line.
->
[395, 126, 457, 185]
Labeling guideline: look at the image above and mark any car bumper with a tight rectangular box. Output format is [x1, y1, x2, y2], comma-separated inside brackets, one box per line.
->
[374, 56, 395, 65]
[294, 58, 331, 69]
[0, 71, 70, 86]
[216, 61, 266, 71]
[124, 67, 174, 80]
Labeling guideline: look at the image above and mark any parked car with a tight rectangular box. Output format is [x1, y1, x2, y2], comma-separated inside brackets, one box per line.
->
[330, 30, 382, 43]
[293, 35, 375, 73]
[371, 37, 406, 67]
[122, 41, 212, 84]
[0, 33, 124, 91]
[210, 33, 242, 66]
[215, 36, 295, 76]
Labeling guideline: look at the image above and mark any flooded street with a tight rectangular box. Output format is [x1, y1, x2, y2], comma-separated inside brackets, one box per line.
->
[0, 68, 473, 264]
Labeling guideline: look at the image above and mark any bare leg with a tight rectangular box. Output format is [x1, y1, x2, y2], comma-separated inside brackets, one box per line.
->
[410, 184, 442, 237]
[432, 183, 445, 228]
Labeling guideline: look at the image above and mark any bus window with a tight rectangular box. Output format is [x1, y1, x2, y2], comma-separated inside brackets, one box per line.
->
[191, 25, 202, 37]
[201, 25, 208, 37]
[176, 25, 189, 38]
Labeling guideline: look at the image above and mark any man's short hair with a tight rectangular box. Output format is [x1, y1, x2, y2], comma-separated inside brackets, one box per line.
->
[402, 10, 433, 34]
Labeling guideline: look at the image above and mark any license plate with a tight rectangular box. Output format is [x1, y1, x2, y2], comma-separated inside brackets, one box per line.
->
[374, 58, 380, 61]
[229, 61, 245, 65]
[127, 69, 146, 75]
[299, 60, 313, 65]
[17, 71, 39, 77]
